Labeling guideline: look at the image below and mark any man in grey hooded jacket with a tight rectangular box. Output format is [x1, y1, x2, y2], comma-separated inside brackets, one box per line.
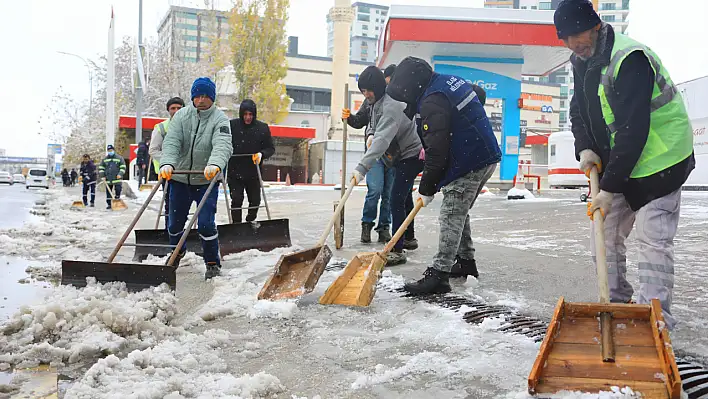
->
[351, 66, 423, 265]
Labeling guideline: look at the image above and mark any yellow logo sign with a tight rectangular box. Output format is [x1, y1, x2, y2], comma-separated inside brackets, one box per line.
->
[423, 124, 429, 132]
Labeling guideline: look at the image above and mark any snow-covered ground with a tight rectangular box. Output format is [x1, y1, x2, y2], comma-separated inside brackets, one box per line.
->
[0, 184, 706, 398]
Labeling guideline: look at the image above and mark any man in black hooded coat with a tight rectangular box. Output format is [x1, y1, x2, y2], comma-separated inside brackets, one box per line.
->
[227, 99, 275, 223]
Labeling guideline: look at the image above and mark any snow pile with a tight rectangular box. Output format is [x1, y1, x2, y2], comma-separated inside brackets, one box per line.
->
[24, 262, 62, 281]
[351, 351, 458, 389]
[66, 329, 285, 398]
[376, 269, 406, 291]
[507, 187, 535, 200]
[187, 247, 303, 325]
[0, 234, 34, 255]
[0, 279, 178, 367]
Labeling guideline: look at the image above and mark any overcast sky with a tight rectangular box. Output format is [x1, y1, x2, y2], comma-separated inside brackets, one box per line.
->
[0, 0, 706, 157]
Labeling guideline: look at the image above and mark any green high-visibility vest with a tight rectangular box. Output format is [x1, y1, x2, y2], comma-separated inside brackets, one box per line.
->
[153, 120, 169, 173]
[598, 33, 693, 178]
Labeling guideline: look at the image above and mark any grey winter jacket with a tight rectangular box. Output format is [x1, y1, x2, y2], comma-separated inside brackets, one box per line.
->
[160, 103, 233, 186]
[354, 94, 421, 176]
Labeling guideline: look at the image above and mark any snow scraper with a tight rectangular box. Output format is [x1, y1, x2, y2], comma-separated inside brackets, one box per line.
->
[257, 177, 357, 300]
[62, 171, 221, 292]
[528, 167, 681, 398]
[219, 155, 291, 256]
[132, 178, 230, 262]
[319, 198, 424, 307]
[100, 181, 128, 210]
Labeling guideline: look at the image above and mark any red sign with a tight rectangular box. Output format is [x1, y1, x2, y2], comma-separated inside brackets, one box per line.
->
[129, 144, 138, 163]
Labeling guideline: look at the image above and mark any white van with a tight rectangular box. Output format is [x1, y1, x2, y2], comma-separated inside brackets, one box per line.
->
[26, 168, 49, 189]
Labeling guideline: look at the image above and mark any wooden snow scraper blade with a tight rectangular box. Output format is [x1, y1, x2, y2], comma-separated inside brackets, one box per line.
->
[527, 167, 681, 398]
[61, 171, 221, 292]
[319, 198, 424, 307]
[100, 181, 127, 210]
[257, 177, 357, 301]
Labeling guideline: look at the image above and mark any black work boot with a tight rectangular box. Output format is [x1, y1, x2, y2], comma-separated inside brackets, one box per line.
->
[377, 227, 392, 243]
[404, 267, 451, 295]
[361, 222, 375, 243]
[403, 238, 419, 250]
[386, 248, 407, 265]
[205, 262, 221, 280]
[450, 257, 479, 280]
[165, 249, 186, 267]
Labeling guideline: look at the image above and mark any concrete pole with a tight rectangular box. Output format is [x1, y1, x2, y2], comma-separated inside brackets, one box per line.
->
[328, 0, 354, 140]
[136, 0, 144, 145]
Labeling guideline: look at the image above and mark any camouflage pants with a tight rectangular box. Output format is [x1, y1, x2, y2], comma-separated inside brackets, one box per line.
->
[591, 189, 681, 329]
[432, 164, 496, 273]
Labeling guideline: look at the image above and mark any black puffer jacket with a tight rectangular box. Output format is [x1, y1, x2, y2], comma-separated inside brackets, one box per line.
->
[227, 100, 275, 180]
[80, 160, 97, 183]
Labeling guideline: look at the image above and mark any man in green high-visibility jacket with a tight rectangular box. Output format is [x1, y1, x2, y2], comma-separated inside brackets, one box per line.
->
[98, 144, 127, 210]
[555, 0, 695, 330]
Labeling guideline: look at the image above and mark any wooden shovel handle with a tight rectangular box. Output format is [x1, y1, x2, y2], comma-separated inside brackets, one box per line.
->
[380, 198, 425, 256]
[589, 167, 610, 304]
[317, 177, 357, 246]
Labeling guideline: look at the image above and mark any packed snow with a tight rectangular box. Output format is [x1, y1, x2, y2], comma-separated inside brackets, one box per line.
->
[1, 185, 707, 398]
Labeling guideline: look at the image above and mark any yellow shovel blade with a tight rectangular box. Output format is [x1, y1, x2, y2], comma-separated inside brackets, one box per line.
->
[111, 199, 128, 211]
[319, 252, 386, 307]
[70, 201, 85, 208]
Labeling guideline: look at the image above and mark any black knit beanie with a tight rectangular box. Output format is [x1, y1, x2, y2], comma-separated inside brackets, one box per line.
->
[554, 0, 602, 39]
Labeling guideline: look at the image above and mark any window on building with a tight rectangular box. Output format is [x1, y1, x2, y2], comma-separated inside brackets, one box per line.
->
[313, 91, 331, 112]
[560, 86, 568, 96]
[287, 89, 313, 111]
[539, 2, 552, 10]
[362, 24, 368, 30]
[521, 5, 527, 8]
[358, 6, 370, 13]
[569, 88, 574, 96]
[358, 14, 370, 22]
[362, 32, 368, 37]
[560, 100, 566, 108]
[601, 2, 616, 10]
[602, 15, 616, 22]
[531, 5, 537, 9]
[622, 0, 630, 9]
[376, 9, 380, 14]
[560, 111, 567, 122]
[540, 76, 550, 83]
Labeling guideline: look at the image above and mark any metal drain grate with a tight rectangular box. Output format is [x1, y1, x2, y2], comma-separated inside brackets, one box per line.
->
[323, 261, 708, 397]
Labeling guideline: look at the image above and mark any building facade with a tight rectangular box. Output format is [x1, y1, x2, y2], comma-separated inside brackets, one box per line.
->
[486, 0, 630, 129]
[327, 2, 388, 63]
[157, 6, 230, 62]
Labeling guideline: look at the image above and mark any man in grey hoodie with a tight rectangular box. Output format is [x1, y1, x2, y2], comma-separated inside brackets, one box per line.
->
[351, 66, 423, 265]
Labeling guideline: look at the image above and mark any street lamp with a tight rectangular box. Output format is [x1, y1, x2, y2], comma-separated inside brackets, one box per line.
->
[57, 51, 93, 132]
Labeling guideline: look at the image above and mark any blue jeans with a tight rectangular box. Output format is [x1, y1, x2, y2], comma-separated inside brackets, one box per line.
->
[168, 180, 220, 264]
[362, 159, 394, 231]
[391, 157, 424, 251]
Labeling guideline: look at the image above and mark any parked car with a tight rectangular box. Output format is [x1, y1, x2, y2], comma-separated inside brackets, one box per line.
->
[25, 168, 49, 189]
[12, 174, 25, 184]
[0, 171, 13, 185]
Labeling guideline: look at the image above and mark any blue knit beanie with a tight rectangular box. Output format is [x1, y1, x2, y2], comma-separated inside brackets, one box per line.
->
[191, 77, 216, 102]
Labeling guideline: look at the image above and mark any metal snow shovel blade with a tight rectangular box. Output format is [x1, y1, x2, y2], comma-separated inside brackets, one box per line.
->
[61, 171, 221, 292]
[219, 155, 291, 256]
[131, 178, 227, 261]
[257, 177, 357, 301]
[528, 167, 681, 398]
[319, 198, 424, 307]
[102, 181, 127, 211]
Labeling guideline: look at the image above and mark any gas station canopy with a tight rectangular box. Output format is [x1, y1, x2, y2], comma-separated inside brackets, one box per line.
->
[376, 5, 571, 181]
[377, 5, 571, 76]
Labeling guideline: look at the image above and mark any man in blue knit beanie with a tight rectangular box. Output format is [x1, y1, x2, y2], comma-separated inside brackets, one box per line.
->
[159, 77, 233, 279]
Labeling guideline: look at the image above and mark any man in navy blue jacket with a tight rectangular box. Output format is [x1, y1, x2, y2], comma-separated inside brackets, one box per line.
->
[387, 57, 501, 294]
